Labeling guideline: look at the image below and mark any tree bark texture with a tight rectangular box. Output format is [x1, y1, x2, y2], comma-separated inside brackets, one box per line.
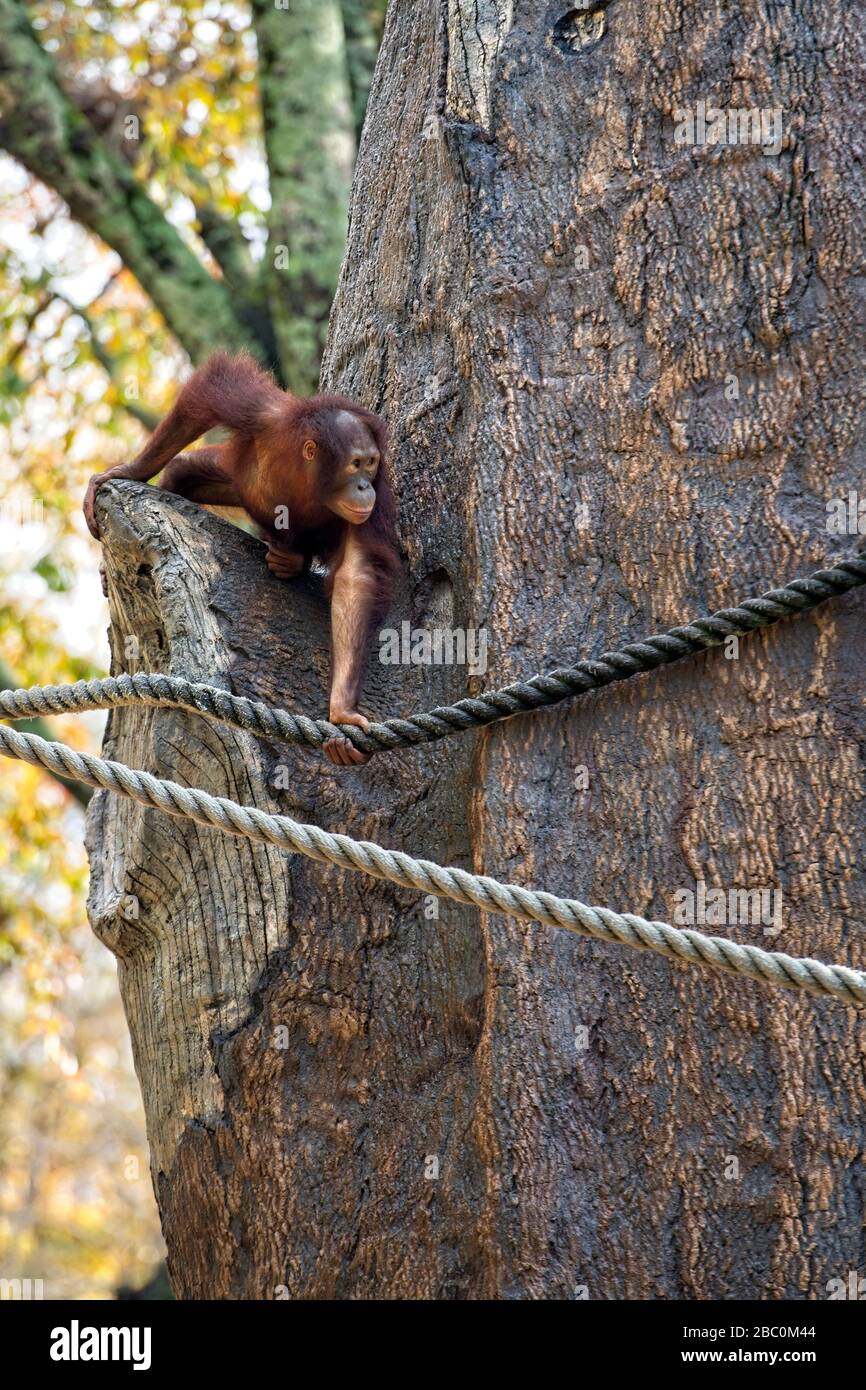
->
[89, 0, 866, 1299]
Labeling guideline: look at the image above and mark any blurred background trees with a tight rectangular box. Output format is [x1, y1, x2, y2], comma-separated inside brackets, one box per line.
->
[0, 0, 384, 1298]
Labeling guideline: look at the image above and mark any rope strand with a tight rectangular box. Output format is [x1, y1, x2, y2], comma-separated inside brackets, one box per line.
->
[3, 547, 864, 1007]
[2, 552, 864, 755]
[0, 721, 863, 1007]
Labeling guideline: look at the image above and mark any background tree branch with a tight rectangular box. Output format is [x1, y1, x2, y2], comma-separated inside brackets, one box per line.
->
[340, 0, 383, 147]
[0, 0, 259, 364]
[250, 0, 356, 391]
[53, 293, 160, 430]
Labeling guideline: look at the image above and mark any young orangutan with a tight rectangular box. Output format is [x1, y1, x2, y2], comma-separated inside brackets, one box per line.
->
[84, 352, 400, 766]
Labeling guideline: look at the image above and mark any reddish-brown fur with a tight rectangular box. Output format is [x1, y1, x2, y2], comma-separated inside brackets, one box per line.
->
[83, 352, 401, 766]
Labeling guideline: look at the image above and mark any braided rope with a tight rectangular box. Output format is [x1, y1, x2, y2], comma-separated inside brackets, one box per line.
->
[2, 553, 864, 755]
[0, 722, 863, 1007]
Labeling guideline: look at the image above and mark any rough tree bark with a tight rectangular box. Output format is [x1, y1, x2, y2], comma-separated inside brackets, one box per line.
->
[88, 0, 866, 1299]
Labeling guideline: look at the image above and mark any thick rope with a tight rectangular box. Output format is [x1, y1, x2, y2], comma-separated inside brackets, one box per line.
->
[0, 722, 863, 1008]
[2, 552, 864, 755]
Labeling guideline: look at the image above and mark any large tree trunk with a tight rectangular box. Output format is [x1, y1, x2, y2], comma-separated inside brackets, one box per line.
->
[88, 0, 866, 1299]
